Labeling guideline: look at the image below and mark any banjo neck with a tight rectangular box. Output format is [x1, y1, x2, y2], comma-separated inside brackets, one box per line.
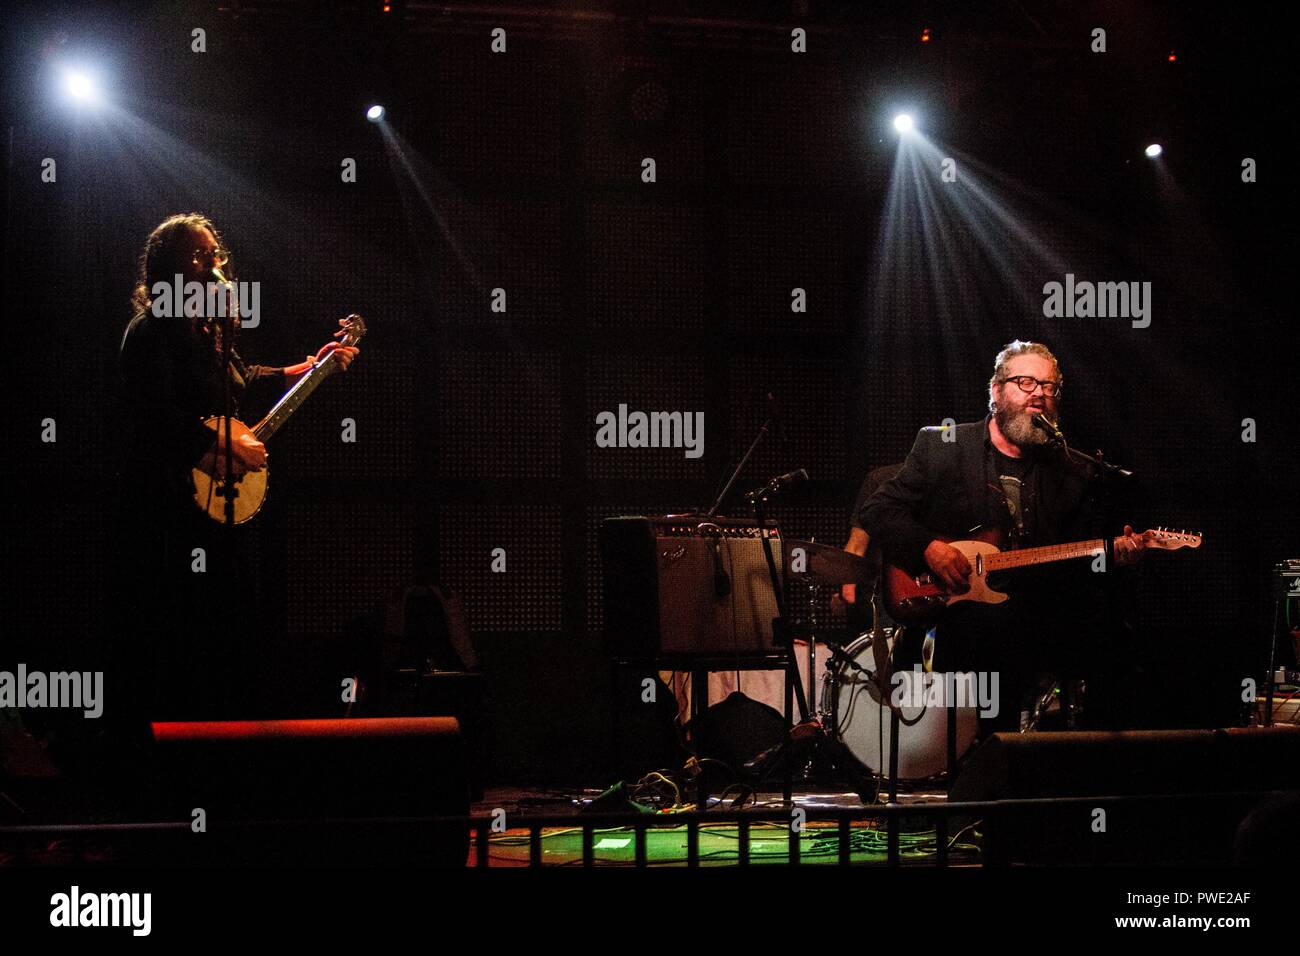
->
[251, 314, 366, 441]
[253, 355, 337, 441]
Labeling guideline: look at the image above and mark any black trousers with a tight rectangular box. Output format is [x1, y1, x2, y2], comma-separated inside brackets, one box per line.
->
[108, 497, 263, 725]
[930, 571, 1122, 733]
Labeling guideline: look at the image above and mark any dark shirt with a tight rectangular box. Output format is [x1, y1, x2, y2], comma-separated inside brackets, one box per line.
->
[849, 463, 904, 533]
[845, 462, 904, 631]
[118, 310, 285, 513]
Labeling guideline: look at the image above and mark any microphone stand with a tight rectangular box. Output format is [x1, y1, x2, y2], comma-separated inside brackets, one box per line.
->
[1036, 413, 1135, 729]
[705, 415, 769, 518]
[218, 286, 238, 529]
[1034, 413, 1134, 480]
[704, 413, 811, 723]
[216, 284, 239, 717]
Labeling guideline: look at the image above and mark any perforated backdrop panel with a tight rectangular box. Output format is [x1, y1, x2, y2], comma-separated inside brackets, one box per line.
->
[581, 61, 709, 186]
[584, 203, 710, 334]
[728, 355, 846, 480]
[437, 349, 563, 479]
[286, 500, 415, 638]
[435, 199, 568, 330]
[722, 62, 857, 189]
[438, 504, 563, 632]
[725, 206, 846, 337]
[431, 46, 571, 181]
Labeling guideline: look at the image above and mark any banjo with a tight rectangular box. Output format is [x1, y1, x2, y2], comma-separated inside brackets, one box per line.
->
[191, 314, 366, 524]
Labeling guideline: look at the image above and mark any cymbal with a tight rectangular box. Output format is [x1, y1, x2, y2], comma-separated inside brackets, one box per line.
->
[785, 539, 872, 587]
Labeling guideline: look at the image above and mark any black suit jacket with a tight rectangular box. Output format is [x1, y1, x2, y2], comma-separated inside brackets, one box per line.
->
[859, 417, 1099, 576]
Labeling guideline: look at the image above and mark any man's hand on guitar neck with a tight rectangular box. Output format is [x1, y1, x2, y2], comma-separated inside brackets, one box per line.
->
[1114, 524, 1149, 566]
[924, 539, 972, 594]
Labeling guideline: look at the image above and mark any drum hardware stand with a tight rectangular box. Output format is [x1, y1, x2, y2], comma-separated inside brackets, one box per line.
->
[752, 489, 806, 807]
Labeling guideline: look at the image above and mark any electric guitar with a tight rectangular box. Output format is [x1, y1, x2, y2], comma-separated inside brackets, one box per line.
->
[191, 314, 366, 524]
[884, 526, 1202, 624]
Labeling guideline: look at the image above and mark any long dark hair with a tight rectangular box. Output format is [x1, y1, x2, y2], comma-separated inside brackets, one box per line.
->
[129, 212, 230, 316]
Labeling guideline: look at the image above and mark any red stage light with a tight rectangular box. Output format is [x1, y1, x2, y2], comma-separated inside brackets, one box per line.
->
[921, 28, 931, 43]
[1168, 51, 1177, 62]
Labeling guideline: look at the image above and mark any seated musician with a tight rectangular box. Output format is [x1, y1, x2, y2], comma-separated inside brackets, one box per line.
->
[839, 462, 903, 635]
[859, 340, 1148, 733]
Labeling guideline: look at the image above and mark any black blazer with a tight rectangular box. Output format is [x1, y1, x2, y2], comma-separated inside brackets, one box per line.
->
[859, 417, 1099, 575]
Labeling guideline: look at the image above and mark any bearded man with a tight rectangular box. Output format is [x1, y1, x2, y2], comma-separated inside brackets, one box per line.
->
[860, 340, 1147, 733]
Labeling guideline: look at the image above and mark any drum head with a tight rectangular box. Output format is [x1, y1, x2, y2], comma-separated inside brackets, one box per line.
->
[823, 627, 979, 780]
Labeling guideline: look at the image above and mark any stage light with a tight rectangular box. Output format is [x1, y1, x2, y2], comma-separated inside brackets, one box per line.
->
[921, 28, 931, 43]
[366, 105, 385, 122]
[62, 68, 101, 104]
[1167, 50, 1177, 62]
[1145, 143, 1163, 158]
[893, 113, 914, 134]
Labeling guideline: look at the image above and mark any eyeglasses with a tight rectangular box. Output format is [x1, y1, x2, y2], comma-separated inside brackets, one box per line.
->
[189, 247, 230, 268]
[1000, 375, 1062, 398]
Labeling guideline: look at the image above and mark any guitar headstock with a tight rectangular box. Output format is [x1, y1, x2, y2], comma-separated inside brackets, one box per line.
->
[339, 313, 366, 347]
[1143, 528, 1202, 551]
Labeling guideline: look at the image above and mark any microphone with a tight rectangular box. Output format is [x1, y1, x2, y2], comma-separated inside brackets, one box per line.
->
[711, 538, 732, 598]
[769, 467, 809, 489]
[745, 468, 809, 502]
[206, 266, 239, 337]
[1032, 412, 1065, 445]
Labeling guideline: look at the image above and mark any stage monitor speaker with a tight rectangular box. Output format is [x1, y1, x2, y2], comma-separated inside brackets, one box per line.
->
[949, 726, 1300, 865]
[601, 515, 783, 658]
[147, 717, 470, 866]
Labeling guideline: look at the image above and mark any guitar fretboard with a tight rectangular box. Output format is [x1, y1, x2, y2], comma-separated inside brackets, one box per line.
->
[984, 538, 1108, 571]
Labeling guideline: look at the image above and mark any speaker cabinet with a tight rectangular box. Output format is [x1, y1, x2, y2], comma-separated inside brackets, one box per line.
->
[601, 515, 783, 658]
[950, 726, 1300, 865]
[147, 717, 470, 865]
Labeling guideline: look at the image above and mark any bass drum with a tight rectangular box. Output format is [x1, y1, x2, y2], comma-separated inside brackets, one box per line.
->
[822, 627, 979, 780]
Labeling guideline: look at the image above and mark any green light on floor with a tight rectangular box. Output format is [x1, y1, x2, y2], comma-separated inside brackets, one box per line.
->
[594, 837, 632, 849]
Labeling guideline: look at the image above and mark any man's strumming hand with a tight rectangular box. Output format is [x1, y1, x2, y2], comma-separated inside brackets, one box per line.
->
[924, 540, 972, 594]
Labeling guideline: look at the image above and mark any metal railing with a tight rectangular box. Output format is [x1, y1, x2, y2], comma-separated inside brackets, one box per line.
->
[4, 788, 1291, 867]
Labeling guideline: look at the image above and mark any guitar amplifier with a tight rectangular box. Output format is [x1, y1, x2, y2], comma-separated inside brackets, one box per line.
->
[600, 515, 783, 658]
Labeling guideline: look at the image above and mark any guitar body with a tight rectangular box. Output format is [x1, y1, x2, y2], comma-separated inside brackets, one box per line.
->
[191, 416, 268, 525]
[884, 530, 1005, 624]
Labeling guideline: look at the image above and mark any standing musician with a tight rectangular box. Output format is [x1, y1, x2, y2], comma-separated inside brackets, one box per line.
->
[111, 213, 358, 720]
[860, 340, 1148, 732]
